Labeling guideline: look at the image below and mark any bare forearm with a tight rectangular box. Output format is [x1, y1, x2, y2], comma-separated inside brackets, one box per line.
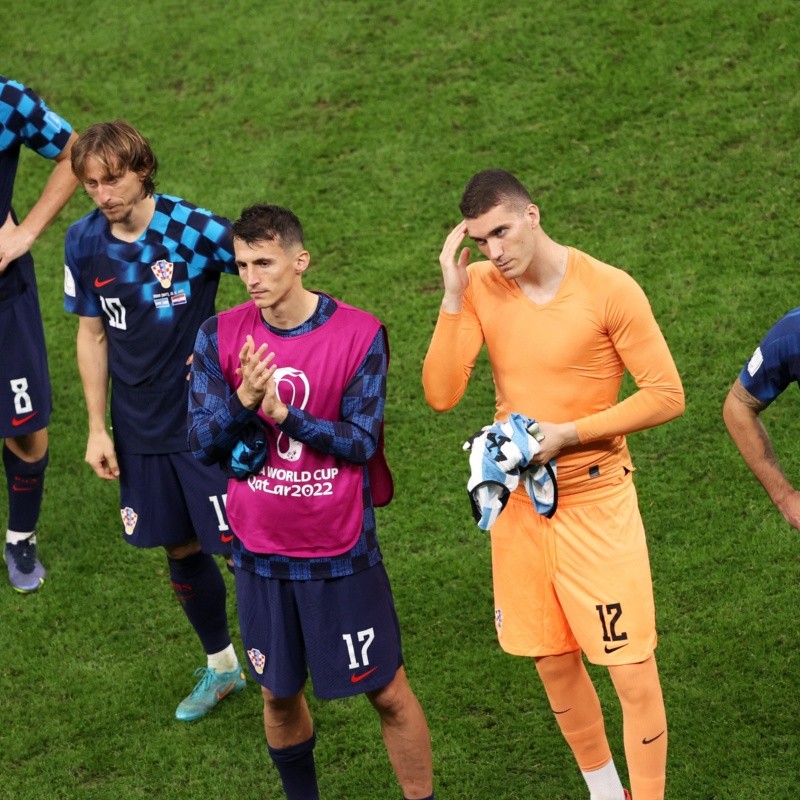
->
[22, 155, 79, 240]
[77, 324, 110, 434]
[723, 387, 793, 504]
[17, 132, 79, 245]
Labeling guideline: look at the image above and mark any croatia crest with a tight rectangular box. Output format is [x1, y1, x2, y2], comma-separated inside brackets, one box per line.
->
[247, 648, 266, 675]
[121, 506, 139, 536]
[150, 259, 174, 289]
[494, 607, 503, 632]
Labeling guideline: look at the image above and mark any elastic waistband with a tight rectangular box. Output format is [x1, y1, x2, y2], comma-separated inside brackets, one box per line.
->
[509, 472, 633, 510]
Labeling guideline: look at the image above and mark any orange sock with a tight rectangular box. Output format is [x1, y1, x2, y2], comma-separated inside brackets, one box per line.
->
[608, 655, 667, 800]
[536, 651, 612, 771]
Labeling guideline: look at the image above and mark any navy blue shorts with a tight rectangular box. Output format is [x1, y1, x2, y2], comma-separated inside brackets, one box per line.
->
[0, 284, 51, 438]
[117, 449, 232, 554]
[236, 562, 404, 699]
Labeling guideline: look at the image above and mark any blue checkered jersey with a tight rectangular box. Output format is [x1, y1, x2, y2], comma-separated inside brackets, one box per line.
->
[188, 293, 386, 580]
[739, 307, 800, 407]
[0, 75, 73, 304]
[64, 194, 236, 454]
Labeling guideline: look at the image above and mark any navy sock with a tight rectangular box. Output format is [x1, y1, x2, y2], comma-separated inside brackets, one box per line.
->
[268, 733, 319, 800]
[405, 795, 435, 800]
[167, 550, 231, 655]
[3, 444, 48, 532]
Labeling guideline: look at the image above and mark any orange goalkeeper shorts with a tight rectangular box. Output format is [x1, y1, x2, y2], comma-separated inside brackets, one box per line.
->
[489, 475, 657, 665]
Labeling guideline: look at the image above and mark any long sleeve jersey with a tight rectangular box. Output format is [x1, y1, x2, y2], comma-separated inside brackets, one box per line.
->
[422, 247, 684, 496]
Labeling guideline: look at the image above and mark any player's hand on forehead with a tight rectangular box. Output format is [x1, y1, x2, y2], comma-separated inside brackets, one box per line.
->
[438, 220, 471, 304]
[439, 221, 471, 267]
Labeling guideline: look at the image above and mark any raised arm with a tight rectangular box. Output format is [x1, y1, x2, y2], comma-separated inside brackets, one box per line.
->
[422, 220, 484, 411]
[190, 324, 388, 467]
[187, 319, 263, 465]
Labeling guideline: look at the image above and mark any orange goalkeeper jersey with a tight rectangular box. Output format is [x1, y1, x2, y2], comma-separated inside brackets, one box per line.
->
[422, 247, 684, 496]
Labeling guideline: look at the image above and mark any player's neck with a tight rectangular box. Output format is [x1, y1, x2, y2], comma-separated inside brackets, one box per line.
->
[261, 288, 319, 330]
[109, 196, 157, 243]
[515, 240, 569, 304]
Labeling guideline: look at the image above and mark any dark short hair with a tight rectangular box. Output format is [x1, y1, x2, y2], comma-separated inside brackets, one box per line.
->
[232, 204, 305, 250]
[71, 120, 158, 196]
[459, 168, 532, 219]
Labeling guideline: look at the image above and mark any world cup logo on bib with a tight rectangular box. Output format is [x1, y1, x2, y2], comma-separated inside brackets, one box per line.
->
[150, 259, 174, 289]
[273, 367, 310, 461]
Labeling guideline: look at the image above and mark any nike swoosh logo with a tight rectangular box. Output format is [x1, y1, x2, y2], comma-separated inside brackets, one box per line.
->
[604, 643, 629, 654]
[221, 533, 234, 543]
[12, 485, 36, 492]
[94, 276, 117, 288]
[643, 730, 665, 745]
[216, 682, 237, 700]
[11, 412, 38, 427]
[350, 667, 378, 684]
[552, 708, 571, 715]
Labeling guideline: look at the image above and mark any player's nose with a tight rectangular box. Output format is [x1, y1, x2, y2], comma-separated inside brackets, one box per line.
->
[488, 240, 503, 260]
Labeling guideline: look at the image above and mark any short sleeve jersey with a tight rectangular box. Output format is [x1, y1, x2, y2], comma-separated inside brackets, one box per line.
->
[738, 307, 800, 407]
[64, 195, 236, 454]
[0, 75, 73, 304]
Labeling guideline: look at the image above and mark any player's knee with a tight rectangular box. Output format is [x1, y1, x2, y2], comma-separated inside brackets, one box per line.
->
[610, 659, 662, 709]
[366, 668, 414, 718]
[164, 539, 202, 560]
[619, 677, 658, 708]
[535, 649, 583, 687]
[6, 429, 48, 461]
[262, 687, 306, 723]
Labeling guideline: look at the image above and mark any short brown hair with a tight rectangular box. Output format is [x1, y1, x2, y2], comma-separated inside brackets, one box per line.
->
[459, 168, 532, 219]
[232, 204, 305, 250]
[71, 120, 158, 196]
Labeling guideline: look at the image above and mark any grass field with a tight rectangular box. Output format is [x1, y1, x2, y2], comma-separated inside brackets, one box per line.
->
[2, 1, 799, 798]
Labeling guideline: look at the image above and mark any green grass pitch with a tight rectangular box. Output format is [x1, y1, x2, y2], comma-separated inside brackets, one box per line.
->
[2, 1, 799, 797]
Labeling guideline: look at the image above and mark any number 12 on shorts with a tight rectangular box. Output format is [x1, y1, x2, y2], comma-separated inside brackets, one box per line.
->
[595, 602, 628, 643]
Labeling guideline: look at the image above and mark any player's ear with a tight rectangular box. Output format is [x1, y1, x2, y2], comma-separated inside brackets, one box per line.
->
[525, 203, 540, 228]
[294, 249, 311, 274]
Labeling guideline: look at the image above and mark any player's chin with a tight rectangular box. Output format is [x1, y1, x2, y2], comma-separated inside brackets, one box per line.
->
[494, 261, 517, 276]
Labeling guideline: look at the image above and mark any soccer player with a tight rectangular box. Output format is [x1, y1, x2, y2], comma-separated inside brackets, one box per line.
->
[64, 120, 246, 722]
[188, 204, 435, 800]
[422, 169, 685, 800]
[1, 75, 79, 593]
[723, 308, 800, 529]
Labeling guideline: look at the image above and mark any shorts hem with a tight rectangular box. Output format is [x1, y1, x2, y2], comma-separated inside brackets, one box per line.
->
[499, 639, 582, 659]
[0, 414, 51, 439]
[122, 534, 229, 556]
[584, 643, 657, 667]
[311, 668, 399, 700]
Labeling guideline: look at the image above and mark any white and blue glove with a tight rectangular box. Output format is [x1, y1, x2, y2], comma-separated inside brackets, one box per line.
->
[463, 427, 521, 530]
[463, 413, 558, 530]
